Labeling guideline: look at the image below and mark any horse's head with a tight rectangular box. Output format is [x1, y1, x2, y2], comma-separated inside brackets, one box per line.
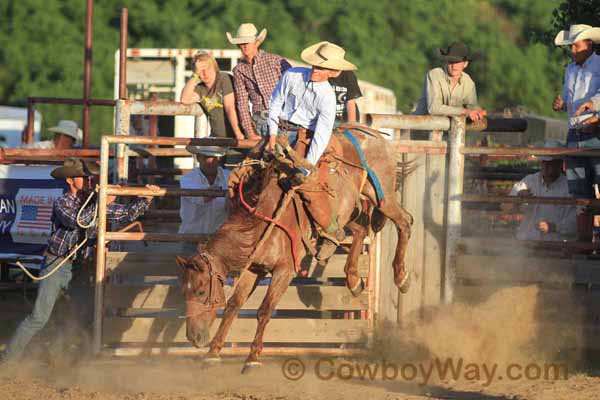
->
[175, 253, 226, 348]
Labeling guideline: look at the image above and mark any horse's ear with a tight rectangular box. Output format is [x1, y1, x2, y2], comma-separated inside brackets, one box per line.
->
[175, 255, 188, 270]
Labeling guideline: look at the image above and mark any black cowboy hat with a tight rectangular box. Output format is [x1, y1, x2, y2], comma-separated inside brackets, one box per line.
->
[437, 42, 480, 63]
[51, 157, 100, 180]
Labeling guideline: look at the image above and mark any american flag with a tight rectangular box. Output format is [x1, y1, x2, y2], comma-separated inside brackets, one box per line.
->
[17, 205, 53, 230]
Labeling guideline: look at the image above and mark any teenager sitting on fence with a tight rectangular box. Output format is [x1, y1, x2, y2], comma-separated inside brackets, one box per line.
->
[413, 42, 487, 123]
[180, 52, 246, 141]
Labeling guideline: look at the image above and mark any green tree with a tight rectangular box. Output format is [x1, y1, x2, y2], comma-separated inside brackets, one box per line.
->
[0, 0, 572, 144]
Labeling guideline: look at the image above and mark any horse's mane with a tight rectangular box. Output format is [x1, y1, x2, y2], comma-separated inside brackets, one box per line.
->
[201, 163, 276, 270]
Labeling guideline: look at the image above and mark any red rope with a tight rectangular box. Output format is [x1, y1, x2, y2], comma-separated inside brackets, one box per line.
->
[238, 179, 300, 274]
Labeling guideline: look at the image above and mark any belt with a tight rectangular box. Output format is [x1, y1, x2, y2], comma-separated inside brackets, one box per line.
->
[278, 119, 306, 132]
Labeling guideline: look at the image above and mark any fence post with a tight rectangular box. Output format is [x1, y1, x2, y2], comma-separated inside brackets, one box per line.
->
[443, 116, 466, 304]
[114, 99, 130, 183]
[93, 135, 110, 355]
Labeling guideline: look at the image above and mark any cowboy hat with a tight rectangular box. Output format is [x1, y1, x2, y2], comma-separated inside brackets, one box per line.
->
[47, 120, 83, 143]
[185, 145, 227, 158]
[437, 42, 479, 63]
[300, 41, 356, 71]
[535, 139, 565, 162]
[51, 157, 99, 180]
[226, 23, 267, 45]
[554, 24, 600, 46]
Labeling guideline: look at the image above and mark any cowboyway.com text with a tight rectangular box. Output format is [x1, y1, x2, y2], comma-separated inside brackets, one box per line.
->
[280, 357, 568, 386]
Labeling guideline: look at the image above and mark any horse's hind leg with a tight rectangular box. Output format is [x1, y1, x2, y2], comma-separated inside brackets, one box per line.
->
[344, 220, 368, 297]
[243, 265, 294, 371]
[207, 270, 260, 359]
[377, 198, 412, 293]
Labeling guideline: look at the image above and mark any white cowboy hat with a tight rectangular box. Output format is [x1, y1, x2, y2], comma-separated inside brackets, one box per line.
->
[300, 41, 357, 71]
[47, 120, 82, 143]
[536, 139, 565, 162]
[554, 24, 600, 46]
[226, 23, 267, 45]
[185, 145, 227, 158]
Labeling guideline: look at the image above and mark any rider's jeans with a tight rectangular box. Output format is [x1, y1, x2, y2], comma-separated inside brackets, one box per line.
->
[252, 110, 270, 138]
[4, 258, 72, 360]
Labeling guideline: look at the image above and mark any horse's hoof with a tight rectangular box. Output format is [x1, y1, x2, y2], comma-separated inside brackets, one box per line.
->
[203, 356, 222, 364]
[348, 277, 365, 298]
[241, 361, 262, 374]
[397, 271, 411, 294]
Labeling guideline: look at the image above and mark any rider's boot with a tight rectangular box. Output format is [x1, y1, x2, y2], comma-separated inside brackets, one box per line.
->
[316, 218, 346, 262]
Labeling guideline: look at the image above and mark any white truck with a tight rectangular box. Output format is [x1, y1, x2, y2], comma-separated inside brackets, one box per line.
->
[0, 106, 42, 148]
[115, 48, 398, 168]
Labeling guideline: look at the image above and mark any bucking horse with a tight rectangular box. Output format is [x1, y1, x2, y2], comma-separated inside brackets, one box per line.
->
[175, 124, 414, 371]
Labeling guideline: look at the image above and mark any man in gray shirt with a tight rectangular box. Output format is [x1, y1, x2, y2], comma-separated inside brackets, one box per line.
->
[414, 42, 486, 121]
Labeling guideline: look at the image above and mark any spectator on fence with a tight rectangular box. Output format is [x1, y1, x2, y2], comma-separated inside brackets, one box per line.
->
[21, 120, 81, 150]
[413, 42, 486, 123]
[502, 140, 576, 242]
[180, 52, 245, 141]
[0, 158, 157, 364]
[178, 146, 230, 252]
[552, 24, 600, 240]
[326, 60, 363, 126]
[227, 23, 291, 139]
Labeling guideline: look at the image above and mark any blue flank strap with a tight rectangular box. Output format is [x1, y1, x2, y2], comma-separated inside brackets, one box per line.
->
[342, 130, 385, 206]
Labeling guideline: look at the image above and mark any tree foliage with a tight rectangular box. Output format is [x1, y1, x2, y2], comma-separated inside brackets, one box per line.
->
[0, 0, 568, 143]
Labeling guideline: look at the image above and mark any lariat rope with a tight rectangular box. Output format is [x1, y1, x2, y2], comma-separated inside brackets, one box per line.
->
[14, 189, 98, 281]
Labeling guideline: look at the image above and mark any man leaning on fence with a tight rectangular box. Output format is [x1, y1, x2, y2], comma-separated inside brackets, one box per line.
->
[0, 158, 157, 364]
[227, 23, 291, 139]
[552, 24, 600, 240]
[413, 42, 487, 125]
[502, 140, 576, 242]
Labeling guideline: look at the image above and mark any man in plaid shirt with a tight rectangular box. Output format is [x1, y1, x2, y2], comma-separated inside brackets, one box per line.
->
[1, 158, 157, 363]
[227, 23, 291, 139]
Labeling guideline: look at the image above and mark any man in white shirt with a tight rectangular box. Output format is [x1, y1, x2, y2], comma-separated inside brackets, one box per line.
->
[504, 140, 576, 241]
[179, 146, 230, 251]
[267, 41, 356, 261]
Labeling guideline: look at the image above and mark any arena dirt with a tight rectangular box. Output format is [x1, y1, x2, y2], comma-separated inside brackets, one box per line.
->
[1, 285, 600, 400]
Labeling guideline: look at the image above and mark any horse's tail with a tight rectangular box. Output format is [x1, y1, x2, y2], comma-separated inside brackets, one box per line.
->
[395, 158, 417, 191]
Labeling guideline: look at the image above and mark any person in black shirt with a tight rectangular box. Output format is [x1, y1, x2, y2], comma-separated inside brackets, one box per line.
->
[328, 70, 363, 126]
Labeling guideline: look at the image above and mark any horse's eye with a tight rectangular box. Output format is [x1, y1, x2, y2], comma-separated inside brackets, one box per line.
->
[195, 289, 205, 297]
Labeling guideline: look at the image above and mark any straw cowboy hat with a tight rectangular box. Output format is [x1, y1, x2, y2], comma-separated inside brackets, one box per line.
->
[437, 42, 480, 63]
[185, 145, 227, 158]
[300, 41, 356, 71]
[48, 120, 83, 143]
[51, 157, 99, 180]
[554, 24, 600, 46]
[535, 139, 565, 162]
[226, 23, 267, 45]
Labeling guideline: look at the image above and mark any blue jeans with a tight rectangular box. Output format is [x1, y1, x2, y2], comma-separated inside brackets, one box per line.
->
[252, 110, 270, 138]
[566, 129, 600, 199]
[4, 258, 73, 360]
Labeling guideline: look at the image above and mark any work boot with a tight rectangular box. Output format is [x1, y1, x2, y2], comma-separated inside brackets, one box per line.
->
[316, 228, 345, 262]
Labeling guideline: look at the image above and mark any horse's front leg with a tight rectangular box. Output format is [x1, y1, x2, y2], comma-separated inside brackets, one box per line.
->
[207, 269, 260, 359]
[243, 266, 294, 371]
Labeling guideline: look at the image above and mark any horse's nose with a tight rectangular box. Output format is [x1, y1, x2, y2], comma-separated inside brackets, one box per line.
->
[192, 329, 210, 348]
